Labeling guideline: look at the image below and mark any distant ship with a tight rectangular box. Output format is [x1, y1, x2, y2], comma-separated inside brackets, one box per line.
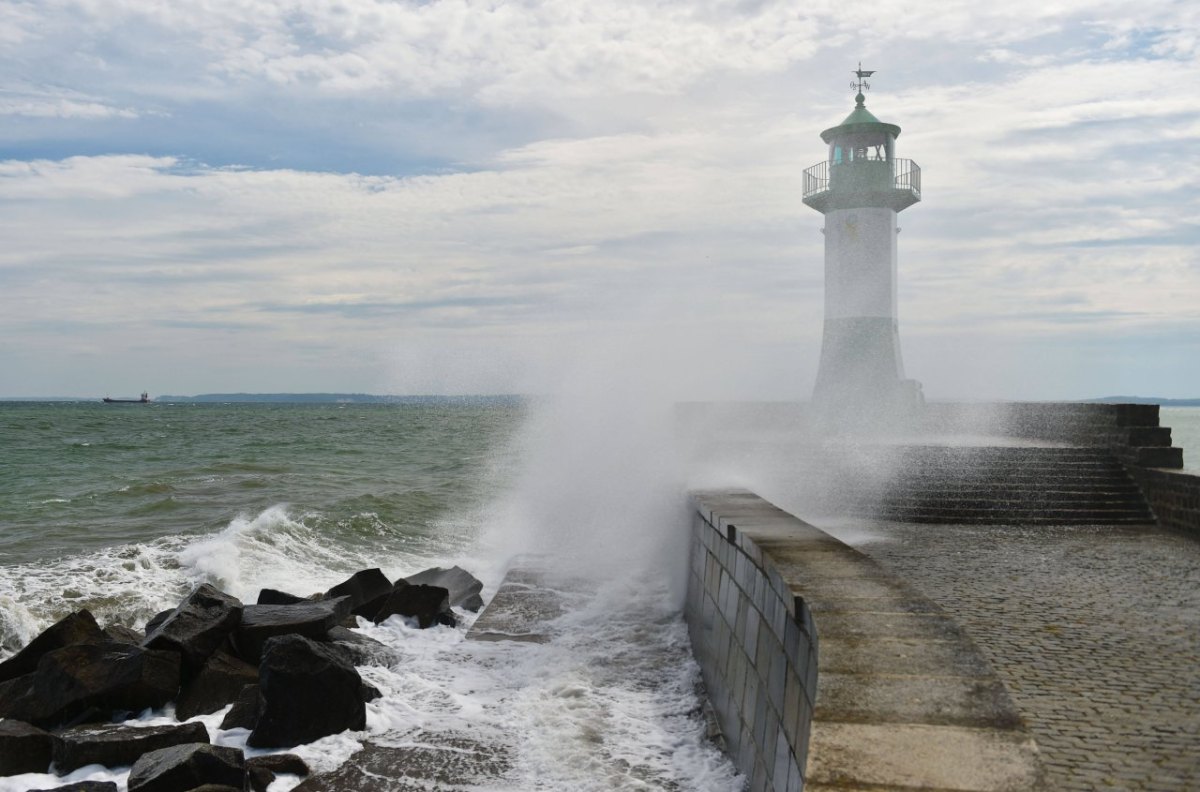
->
[102, 392, 151, 404]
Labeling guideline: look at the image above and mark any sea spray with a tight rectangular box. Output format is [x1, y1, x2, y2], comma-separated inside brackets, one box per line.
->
[478, 333, 705, 606]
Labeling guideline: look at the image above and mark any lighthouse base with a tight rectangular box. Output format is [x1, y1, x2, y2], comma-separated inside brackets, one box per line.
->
[812, 316, 922, 428]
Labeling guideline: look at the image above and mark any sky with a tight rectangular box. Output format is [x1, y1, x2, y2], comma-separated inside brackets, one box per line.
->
[0, 0, 1197, 400]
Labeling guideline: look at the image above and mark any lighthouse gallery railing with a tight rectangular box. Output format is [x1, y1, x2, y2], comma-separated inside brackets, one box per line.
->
[802, 158, 921, 200]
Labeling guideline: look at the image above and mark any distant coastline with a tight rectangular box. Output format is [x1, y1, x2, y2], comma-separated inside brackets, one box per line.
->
[157, 393, 525, 405]
[0, 393, 525, 405]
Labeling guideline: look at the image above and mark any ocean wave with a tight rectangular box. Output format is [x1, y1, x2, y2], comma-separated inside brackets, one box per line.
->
[0, 504, 444, 653]
[116, 481, 175, 496]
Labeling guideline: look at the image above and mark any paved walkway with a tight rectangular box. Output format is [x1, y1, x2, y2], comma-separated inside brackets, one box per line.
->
[844, 522, 1200, 791]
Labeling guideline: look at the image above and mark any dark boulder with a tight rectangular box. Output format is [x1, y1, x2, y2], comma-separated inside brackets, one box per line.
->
[247, 752, 309, 776]
[175, 650, 258, 721]
[324, 626, 395, 666]
[28, 782, 119, 792]
[143, 610, 173, 636]
[247, 752, 311, 789]
[1, 642, 180, 728]
[248, 764, 272, 792]
[0, 611, 105, 683]
[360, 683, 382, 703]
[52, 721, 210, 773]
[374, 583, 455, 628]
[233, 598, 350, 664]
[325, 568, 393, 620]
[255, 589, 306, 606]
[0, 673, 50, 725]
[143, 585, 243, 678]
[126, 743, 245, 792]
[102, 623, 144, 645]
[247, 635, 365, 748]
[402, 566, 485, 612]
[218, 684, 262, 731]
[0, 718, 53, 774]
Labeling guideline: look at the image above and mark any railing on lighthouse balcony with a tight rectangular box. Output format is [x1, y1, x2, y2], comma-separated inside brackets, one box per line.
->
[802, 157, 921, 213]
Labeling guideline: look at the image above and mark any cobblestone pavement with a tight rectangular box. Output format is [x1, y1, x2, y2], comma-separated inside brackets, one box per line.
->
[844, 523, 1200, 791]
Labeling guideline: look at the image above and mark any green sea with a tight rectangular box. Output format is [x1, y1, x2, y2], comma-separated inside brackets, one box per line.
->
[0, 398, 742, 792]
[0, 400, 522, 646]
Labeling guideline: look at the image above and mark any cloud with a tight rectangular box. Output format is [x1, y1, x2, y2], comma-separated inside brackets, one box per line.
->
[0, 0, 1197, 397]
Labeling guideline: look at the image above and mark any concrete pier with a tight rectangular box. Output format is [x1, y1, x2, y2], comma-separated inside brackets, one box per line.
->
[686, 490, 1044, 791]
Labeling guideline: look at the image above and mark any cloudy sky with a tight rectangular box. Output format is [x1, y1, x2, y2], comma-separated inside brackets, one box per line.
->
[1, 0, 1197, 399]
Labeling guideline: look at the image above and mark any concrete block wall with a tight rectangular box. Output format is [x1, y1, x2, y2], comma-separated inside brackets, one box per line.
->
[685, 494, 817, 792]
[1128, 466, 1200, 537]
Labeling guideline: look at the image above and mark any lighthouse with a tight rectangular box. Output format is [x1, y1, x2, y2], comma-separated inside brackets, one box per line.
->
[802, 66, 922, 422]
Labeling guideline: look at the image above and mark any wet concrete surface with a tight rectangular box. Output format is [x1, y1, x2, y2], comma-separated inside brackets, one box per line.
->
[849, 522, 1200, 791]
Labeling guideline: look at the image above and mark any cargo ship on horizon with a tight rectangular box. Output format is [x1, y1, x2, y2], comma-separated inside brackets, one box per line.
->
[102, 392, 150, 404]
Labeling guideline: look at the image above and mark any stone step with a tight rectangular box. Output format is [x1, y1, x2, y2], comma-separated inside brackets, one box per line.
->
[877, 512, 1156, 523]
[877, 492, 1148, 505]
[867, 515, 1156, 526]
[788, 445, 1158, 526]
[885, 477, 1139, 488]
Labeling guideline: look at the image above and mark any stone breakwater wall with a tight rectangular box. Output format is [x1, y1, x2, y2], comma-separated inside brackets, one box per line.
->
[920, 402, 1183, 468]
[685, 492, 817, 792]
[1127, 466, 1200, 536]
[686, 490, 1043, 792]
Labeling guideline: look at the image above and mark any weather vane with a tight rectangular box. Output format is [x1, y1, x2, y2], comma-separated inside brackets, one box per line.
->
[851, 61, 875, 96]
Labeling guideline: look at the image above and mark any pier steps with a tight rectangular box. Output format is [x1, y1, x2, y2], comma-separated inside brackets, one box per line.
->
[797, 446, 1157, 525]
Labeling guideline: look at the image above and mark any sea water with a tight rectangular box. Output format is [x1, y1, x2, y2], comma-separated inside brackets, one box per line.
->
[0, 400, 742, 791]
[1162, 407, 1200, 472]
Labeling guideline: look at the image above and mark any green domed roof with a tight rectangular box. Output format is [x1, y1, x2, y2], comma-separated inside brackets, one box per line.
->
[820, 94, 901, 143]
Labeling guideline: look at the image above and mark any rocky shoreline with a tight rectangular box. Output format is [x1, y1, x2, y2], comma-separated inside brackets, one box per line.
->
[0, 565, 483, 791]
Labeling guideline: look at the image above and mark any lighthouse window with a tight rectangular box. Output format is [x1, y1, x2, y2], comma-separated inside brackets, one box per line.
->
[832, 145, 843, 164]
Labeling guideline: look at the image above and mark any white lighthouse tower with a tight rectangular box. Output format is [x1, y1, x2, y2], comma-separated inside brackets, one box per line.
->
[802, 66, 922, 422]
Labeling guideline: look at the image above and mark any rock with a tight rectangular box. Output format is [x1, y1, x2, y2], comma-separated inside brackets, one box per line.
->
[126, 743, 246, 792]
[247, 752, 309, 776]
[0, 611, 105, 683]
[373, 583, 455, 628]
[143, 610, 173, 636]
[246, 752, 310, 790]
[0, 718, 54, 774]
[218, 684, 263, 731]
[233, 598, 350, 664]
[28, 782, 119, 792]
[0, 673, 49, 725]
[324, 626, 395, 666]
[103, 623, 144, 645]
[325, 569, 393, 619]
[175, 650, 259, 721]
[52, 721, 210, 773]
[290, 736, 509, 791]
[256, 589, 306, 606]
[143, 585, 243, 678]
[0, 642, 180, 729]
[247, 635, 365, 748]
[360, 683, 382, 703]
[402, 566, 485, 612]
[247, 764, 273, 792]
[185, 786, 243, 792]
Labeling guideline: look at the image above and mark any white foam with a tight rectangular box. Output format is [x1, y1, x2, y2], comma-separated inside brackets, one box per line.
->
[0, 504, 453, 654]
[328, 572, 742, 791]
[0, 506, 740, 790]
